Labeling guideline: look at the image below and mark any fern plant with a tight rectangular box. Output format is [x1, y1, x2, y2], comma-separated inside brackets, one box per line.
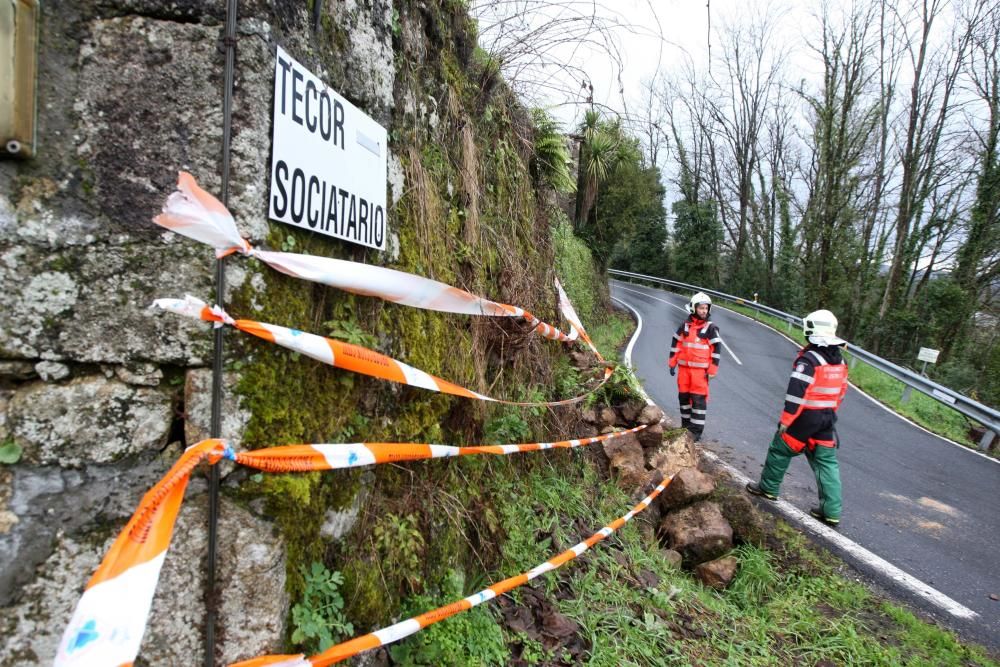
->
[530, 108, 576, 194]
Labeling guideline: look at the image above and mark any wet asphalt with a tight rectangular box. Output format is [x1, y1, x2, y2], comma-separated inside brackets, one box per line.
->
[611, 279, 1000, 652]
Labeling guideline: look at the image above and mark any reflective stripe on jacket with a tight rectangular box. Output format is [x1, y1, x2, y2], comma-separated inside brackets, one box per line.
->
[669, 317, 721, 375]
[780, 347, 848, 427]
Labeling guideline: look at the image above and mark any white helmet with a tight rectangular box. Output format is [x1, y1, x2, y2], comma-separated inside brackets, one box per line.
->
[803, 309, 845, 346]
[687, 292, 712, 317]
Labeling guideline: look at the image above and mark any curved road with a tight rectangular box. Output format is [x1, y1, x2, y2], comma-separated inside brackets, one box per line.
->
[611, 279, 1000, 650]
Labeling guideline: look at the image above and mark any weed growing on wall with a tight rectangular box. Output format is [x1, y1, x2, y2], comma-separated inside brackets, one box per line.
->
[374, 513, 426, 593]
[390, 569, 509, 666]
[290, 562, 354, 653]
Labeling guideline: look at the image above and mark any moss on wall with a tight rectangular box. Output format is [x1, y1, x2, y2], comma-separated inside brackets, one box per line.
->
[228, 0, 577, 643]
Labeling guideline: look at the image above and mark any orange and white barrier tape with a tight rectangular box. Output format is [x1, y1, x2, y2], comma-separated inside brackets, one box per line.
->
[154, 295, 610, 406]
[231, 424, 647, 472]
[230, 474, 672, 667]
[55, 440, 227, 666]
[55, 426, 648, 666]
[154, 172, 598, 351]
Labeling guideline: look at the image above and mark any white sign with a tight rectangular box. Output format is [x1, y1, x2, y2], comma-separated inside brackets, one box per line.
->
[932, 388, 956, 404]
[269, 46, 387, 250]
[917, 347, 940, 364]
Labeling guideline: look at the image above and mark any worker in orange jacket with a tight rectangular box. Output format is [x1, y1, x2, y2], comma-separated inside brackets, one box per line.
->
[746, 309, 849, 526]
[668, 292, 722, 441]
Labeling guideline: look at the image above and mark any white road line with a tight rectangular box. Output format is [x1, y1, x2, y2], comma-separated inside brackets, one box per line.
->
[614, 289, 979, 621]
[718, 338, 742, 365]
[699, 450, 978, 620]
[612, 280, 1000, 465]
[611, 296, 641, 368]
[614, 284, 743, 365]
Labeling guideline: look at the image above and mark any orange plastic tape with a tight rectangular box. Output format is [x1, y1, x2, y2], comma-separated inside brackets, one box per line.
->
[154, 296, 613, 406]
[230, 473, 672, 666]
[154, 171, 600, 354]
[56, 424, 653, 666]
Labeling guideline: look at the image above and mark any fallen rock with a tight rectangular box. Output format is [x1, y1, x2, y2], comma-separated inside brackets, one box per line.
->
[633, 469, 666, 500]
[718, 491, 766, 547]
[580, 406, 598, 424]
[620, 400, 643, 424]
[694, 556, 738, 590]
[637, 405, 664, 425]
[659, 501, 733, 565]
[660, 467, 716, 511]
[500, 587, 588, 661]
[597, 407, 617, 428]
[602, 433, 645, 490]
[632, 470, 666, 526]
[569, 349, 591, 369]
[660, 548, 683, 569]
[647, 429, 698, 478]
[637, 421, 664, 449]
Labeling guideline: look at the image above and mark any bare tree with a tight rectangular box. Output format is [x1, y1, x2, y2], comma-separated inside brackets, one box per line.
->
[702, 8, 786, 280]
[797, 0, 882, 309]
[878, 0, 974, 321]
[469, 0, 662, 110]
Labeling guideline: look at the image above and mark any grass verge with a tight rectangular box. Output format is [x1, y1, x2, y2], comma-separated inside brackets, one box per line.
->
[389, 455, 999, 665]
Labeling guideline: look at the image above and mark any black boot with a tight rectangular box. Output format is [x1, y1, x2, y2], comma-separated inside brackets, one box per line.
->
[809, 507, 840, 527]
[745, 482, 777, 501]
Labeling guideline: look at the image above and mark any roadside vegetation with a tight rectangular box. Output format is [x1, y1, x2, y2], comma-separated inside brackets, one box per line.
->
[377, 232, 998, 665]
[384, 449, 999, 666]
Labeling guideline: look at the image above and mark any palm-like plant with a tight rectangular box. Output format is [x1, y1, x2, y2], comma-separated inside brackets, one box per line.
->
[574, 110, 628, 231]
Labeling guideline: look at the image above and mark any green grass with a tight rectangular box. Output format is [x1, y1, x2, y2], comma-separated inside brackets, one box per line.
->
[390, 454, 999, 665]
[589, 310, 636, 361]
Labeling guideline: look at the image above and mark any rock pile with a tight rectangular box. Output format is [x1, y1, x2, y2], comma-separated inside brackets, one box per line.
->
[587, 399, 743, 590]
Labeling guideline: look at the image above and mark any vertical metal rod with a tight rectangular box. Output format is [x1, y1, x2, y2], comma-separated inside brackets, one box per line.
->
[979, 429, 996, 451]
[206, 1, 238, 665]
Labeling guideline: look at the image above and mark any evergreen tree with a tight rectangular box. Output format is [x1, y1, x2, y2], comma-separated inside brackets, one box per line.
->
[671, 198, 723, 288]
[607, 165, 669, 276]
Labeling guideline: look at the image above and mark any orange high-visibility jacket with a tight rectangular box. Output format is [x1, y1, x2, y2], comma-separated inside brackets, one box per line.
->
[780, 348, 848, 427]
[669, 317, 721, 375]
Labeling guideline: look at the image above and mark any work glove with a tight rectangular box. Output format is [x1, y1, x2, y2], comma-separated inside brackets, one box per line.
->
[777, 423, 787, 434]
[669, 366, 676, 376]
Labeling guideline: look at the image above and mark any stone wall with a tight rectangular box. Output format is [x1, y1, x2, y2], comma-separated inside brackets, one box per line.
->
[0, 0, 462, 663]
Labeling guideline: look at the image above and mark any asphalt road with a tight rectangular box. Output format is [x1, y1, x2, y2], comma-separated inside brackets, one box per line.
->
[610, 279, 1000, 650]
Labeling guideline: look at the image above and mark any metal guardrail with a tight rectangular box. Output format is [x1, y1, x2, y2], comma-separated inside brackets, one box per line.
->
[608, 268, 1000, 451]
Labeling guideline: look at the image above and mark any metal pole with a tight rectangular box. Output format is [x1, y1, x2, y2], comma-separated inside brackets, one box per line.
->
[979, 429, 996, 452]
[206, 2, 238, 665]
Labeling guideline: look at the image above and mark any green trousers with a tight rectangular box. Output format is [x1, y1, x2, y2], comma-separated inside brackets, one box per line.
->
[758, 430, 842, 519]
